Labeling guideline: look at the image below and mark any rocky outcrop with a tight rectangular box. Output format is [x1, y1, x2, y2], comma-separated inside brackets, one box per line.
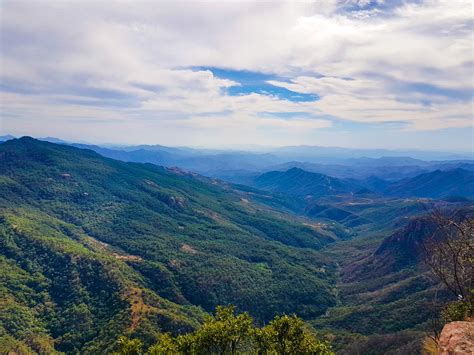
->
[438, 321, 474, 354]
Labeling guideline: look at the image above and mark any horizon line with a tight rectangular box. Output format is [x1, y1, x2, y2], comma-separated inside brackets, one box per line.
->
[2, 133, 473, 156]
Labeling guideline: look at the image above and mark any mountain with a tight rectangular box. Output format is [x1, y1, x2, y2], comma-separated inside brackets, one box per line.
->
[387, 168, 474, 198]
[0, 134, 15, 142]
[71, 143, 180, 166]
[38, 136, 70, 144]
[253, 166, 474, 201]
[311, 213, 469, 351]
[347, 217, 439, 280]
[70, 143, 282, 175]
[378, 207, 474, 267]
[0, 137, 340, 352]
[262, 160, 474, 181]
[254, 168, 360, 198]
[71, 143, 474, 180]
[114, 143, 197, 154]
[4, 135, 472, 184]
[1, 137, 472, 353]
[304, 203, 370, 228]
[348, 156, 426, 167]
[270, 145, 473, 161]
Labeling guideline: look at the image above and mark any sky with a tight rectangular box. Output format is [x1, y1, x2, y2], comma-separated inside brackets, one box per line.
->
[0, 0, 473, 151]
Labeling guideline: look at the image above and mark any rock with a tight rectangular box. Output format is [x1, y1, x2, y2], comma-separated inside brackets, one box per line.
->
[180, 244, 198, 255]
[167, 196, 186, 208]
[144, 179, 158, 187]
[438, 321, 474, 355]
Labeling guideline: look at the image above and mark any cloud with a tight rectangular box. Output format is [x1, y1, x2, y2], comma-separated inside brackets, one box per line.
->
[0, 0, 472, 149]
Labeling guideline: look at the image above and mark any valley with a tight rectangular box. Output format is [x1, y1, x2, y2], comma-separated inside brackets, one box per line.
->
[2, 1, 473, 353]
[0, 137, 472, 354]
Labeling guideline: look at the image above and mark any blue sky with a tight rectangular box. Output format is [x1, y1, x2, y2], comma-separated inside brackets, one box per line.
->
[0, 0, 472, 151]
[192, 67, 319, 102]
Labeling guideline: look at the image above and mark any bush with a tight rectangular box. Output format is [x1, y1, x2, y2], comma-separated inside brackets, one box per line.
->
[442, 300, 473, 323]
[115, 305, 334, 355]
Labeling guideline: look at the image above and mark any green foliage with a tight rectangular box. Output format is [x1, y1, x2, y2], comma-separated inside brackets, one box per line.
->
[117, 306, 334, 355]
[191, 305, 254, 354]
[147, 333, 179, 354]
[1, 138, 459, 353]
[115, 336, 144, 355]
[261, 314, 333, 355]
[0, 208, 204, 353]
[339, 330, 424, 355]
[0, 138, 337, 352]
[441, 300, 473, 323]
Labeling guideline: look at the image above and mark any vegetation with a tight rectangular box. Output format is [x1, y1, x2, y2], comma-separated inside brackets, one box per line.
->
[419, 210, 474, 346]
[0, 138, 339, 352]
[312, 209, 473, 353]
[115, 306, 333, 355]
[1, 137, 471, 353]
[421, 210, 473, 307]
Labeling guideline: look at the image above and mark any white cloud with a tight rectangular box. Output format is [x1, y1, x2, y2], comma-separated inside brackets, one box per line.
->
[0, 0, 472, 149]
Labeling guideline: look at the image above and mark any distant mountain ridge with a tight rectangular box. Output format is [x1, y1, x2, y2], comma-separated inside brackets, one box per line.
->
[4, 136, 471, 201]
[265, 159, 474, 180]
[0, 134, 15, 142]
[252, 167, 474, 200]
[269, 145, 472, 161]
[387, 168, 474, 198]
[254, 167, 359, 198]
[1, 135, 472, 176]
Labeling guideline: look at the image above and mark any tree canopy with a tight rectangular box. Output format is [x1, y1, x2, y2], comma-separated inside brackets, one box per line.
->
[115, 306, 333, 355]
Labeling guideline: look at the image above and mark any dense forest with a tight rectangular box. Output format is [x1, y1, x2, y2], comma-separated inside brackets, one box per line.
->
[114, 306, 333, 354]
[0, 138, 472, 354]
[0, 138, 340, 353]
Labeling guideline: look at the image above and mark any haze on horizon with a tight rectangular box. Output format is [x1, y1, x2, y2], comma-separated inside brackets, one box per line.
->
[1, 0, 473, 151]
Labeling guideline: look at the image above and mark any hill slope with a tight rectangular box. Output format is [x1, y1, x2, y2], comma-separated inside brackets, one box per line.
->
[254, 168, 359, 198]
[72, 143, 282, 175]
[0, 137, 339, 352]
[387, 169, 474, 198]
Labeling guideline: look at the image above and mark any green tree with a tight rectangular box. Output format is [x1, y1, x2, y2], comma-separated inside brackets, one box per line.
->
[193, 305, 254, 354]
[175, 333, 196, 354]
[252, 326, 274, 355]
[148, 333, 179, 354]
[263, 314, 332, 355]
[114, 336, 144, 355]
[144, 306, 333, 355]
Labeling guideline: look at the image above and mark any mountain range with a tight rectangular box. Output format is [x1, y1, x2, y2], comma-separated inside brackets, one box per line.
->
[1, 135, 472, 181]
[0, 137, 472, 353]
[251, 166, 474, 200]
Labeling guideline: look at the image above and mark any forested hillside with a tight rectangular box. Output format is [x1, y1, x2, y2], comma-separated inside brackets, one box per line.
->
[386, 168, 474, 198]
[0, 138, 471, 354]
[0, 137, 340, 353]
[254, 168, 358, 198]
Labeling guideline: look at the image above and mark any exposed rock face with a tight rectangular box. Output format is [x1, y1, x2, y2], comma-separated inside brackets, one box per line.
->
[438, 321, 474, 354]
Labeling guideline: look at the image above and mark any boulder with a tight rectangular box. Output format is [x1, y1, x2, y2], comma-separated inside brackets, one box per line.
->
[438, 321, 474, 354]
